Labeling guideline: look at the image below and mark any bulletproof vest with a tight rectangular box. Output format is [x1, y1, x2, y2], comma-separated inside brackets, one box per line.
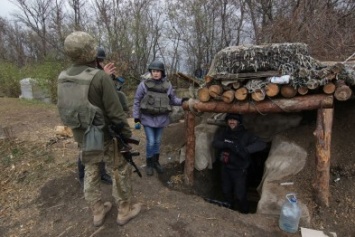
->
[57, 68, 105, 131]
[140, 79, 172, 115]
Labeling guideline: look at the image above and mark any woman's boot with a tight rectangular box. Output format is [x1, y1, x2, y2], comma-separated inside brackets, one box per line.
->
[146, 158, 154, 176]
[152, 154, 164, 173]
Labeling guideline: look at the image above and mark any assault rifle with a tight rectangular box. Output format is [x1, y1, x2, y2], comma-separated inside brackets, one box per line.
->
[109, 125, 142, 178]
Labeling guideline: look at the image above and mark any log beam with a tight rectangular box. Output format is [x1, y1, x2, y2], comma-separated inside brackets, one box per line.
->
[313, 108, 333, 207]
[184, 111, 196, 186]
[334, 80, 352, 101]
[182, 94, 333, 114]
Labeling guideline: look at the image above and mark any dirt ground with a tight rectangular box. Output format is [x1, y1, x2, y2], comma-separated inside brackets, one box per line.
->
[0, 97, 354, 237]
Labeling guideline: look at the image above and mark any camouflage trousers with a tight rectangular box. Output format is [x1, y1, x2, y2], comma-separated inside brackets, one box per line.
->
[81, 140, 133, 206]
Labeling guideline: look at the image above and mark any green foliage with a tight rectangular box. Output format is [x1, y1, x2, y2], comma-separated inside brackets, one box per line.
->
[22, 59, 67, 103]
[0, 58, 68, 102]
[0, 62, 23, 97]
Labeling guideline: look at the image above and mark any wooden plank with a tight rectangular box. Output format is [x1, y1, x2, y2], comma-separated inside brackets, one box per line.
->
[215, 70, 279, 80]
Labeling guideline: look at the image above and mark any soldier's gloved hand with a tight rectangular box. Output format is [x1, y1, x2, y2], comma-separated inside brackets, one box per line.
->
[134, 118, 141, 130]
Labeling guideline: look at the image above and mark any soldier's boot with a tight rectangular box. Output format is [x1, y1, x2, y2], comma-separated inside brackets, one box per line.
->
[146, 158, 154, 176]
[91, 200, 112, 227]
[99, 161, 113, 184]
[116, 201, 142, 226]
[152, 154, 164, 174]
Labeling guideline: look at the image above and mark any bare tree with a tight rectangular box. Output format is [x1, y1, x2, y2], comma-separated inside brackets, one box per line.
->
[93, 0, 163, 80]
[67, 0, 84, 30]
[166, 0, 245, 74]
[250, 0, 355, 59]
[0, 18, 27, 65]
[10, 0, 54, 60]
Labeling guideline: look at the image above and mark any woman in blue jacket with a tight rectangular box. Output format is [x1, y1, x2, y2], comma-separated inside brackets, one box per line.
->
[133, 60, 187, 176]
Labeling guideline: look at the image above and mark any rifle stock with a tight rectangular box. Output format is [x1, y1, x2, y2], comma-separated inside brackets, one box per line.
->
[110, 125, 142, 178]
[121, 151, 142, 178]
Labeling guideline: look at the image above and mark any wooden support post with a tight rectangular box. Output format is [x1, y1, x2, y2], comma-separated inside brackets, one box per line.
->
[313, 108, 333, 207]
[184, 111, 196, 186]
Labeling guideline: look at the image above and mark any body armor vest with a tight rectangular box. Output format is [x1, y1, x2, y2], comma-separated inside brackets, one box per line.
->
[140, 79, 172, 115]
[57, 68, 105, 133]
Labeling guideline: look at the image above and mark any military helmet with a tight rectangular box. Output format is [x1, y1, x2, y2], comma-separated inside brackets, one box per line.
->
[64, 31, 97, 64]
[148, 60, 166, 77]
[96, 47, 106, 59]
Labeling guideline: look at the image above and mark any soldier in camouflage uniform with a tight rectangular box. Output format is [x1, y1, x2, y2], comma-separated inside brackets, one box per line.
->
[57, 31, 141, 227]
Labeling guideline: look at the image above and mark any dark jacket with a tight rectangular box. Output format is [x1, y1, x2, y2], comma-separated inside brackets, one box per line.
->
[212, 125, 266, 170]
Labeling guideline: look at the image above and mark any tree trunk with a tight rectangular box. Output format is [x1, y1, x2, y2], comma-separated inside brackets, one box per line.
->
[334, 80, 352, 101]
[184, 111, 195, 186]
[182, 94, 334, 114]
[235, 87, 248, 101]
[281, 85, 297, 98]
[197, 87, 211, 102]
[251, 88, 265, 101]
[265, 83, 279, 97]
[209, 85, 223, 98]
[313, 108, 333, 207]
[222, 90, 235, 103]
[298, 86, 308, 95]
[322, 82, 336, 94]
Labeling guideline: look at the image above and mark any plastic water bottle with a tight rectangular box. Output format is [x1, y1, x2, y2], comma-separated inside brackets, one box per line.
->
[279, 193, 301, 234]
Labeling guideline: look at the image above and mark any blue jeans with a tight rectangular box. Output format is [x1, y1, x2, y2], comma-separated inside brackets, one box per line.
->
[144, 126, 164, 158]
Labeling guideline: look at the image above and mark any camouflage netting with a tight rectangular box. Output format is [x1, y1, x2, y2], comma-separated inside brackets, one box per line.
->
[200, 43, 355, 102]
[207, 43, 324, 79]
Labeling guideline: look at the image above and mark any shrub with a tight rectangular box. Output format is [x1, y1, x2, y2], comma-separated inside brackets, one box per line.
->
[0, 62, 22, 97]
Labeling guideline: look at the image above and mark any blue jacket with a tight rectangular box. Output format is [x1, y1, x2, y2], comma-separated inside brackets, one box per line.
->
[133, 77, 182, 128]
